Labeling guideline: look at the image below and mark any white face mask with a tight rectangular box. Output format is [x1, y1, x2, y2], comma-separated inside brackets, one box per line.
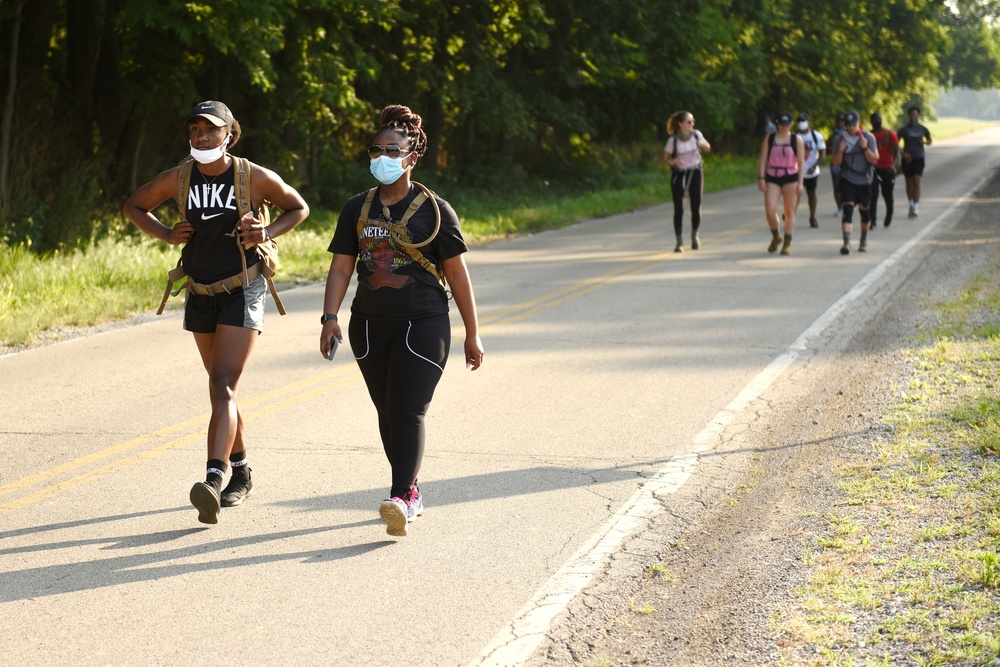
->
[190, 134, 231, 164]
[797, 121, 809, 132]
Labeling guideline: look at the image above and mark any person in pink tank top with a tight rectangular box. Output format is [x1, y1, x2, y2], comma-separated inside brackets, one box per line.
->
[757, 111, 805, 255]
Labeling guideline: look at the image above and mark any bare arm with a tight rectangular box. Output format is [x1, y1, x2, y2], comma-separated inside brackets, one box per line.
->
[242, 164, 310, 245]
[696, 130, 711, 154]
[758, 135, 769, 192]
[441, 253, 484, 371]
[319, 253, 356, 359]
[122, 167, 194, 246]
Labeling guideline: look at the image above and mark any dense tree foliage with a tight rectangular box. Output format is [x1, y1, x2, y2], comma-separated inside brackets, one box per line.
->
[0, 0, 991, 250]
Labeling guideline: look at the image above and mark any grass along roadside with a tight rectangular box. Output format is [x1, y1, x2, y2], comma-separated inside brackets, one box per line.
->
[774, 260, 1000, 665]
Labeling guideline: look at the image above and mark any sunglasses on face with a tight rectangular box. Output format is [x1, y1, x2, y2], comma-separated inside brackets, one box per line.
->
[368, 144, 413, 159]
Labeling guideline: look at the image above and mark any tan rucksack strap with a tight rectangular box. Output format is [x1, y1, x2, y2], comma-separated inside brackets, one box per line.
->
[157, 258, 190, 315]
[176, 157, 195, 220]
[355, 183, 446, 290]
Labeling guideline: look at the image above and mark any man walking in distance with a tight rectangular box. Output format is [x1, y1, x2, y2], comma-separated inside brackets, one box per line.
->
[831, 111, 878, 254]
[827, 113, 847, 217]
[897, 106, 932, 218]
[795, 112, 825, 228]
[868, 112, 900, 228]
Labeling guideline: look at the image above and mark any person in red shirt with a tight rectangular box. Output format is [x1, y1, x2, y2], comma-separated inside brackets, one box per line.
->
[868, 112, 901, 228]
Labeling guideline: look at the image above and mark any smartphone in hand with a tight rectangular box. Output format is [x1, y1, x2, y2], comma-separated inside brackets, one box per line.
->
[328, 336, 340, 360]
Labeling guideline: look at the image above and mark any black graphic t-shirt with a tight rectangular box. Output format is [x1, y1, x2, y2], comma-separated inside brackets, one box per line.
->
[179, 161, 259, 283]
[329, 184, 468, 320]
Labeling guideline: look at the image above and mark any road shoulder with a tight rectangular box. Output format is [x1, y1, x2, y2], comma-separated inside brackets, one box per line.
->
[529, 170, 1000, 666]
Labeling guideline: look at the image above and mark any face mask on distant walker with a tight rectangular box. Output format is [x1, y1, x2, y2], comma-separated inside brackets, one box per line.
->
[190, 134, 231, 164]
[797, 121, 808, 131]
[370, 155, 407, 185]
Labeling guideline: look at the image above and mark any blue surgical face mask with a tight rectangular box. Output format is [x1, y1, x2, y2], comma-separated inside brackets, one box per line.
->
[370, 155, 407, 185]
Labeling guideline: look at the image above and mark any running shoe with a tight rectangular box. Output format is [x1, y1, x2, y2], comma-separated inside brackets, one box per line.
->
[809, 218, 818, 228]
[379, 497, 408, 537]
[691, 234, 700, 251]
[840, 244, 850, 255]
[402, 487, 424, 522]
[859, 239, 867, 252]
[767, 235, 783, 253]
[221, 467, 253, 507]
[190, 482, 221, 525]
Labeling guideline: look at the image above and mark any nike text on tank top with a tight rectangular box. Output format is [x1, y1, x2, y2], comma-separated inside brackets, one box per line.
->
[180, 162, 259, 283]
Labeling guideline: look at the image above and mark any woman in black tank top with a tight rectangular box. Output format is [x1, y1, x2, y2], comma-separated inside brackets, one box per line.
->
[123, 101, 309, 525]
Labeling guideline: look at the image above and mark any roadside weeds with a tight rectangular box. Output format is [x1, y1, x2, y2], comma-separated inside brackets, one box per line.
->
[774, 260, 1000, 666]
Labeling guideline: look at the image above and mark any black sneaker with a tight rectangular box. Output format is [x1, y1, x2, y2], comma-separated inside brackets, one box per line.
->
[840, 244, 850, 255]
[691, 234, 700, 250]
[221, 467, 253, 507]
[402, 487, 424, 522]
[190, 482, 221, 524]
[379, 497, 408, 537]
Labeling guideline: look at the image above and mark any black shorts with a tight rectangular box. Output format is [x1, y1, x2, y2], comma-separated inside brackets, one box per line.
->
[839, 180, 872, 207]
[184, 273, 266, 334]
[803, 175, 818, 192]
[765, 173, 798, 186]
[902, 157, 925, 177]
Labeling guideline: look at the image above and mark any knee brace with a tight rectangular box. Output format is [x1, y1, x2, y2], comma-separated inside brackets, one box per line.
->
[842, 204, 854, 223]
[859, 208, 871, 224]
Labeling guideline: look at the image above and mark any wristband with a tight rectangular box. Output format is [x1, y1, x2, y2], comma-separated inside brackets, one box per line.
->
[320, 313, 338, 324]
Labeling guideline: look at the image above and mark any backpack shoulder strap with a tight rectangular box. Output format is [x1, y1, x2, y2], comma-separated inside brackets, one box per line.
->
[176, 157, 195, 220]
[356, 187, 379, 237]
[234, 156, 251, 220]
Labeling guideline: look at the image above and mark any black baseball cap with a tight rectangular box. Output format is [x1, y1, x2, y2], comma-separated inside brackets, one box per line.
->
[797, 112, 810, 121]
[836, 113, 847, 122]
[776, 111, 793, 126]
[844, 111, 860, 126]
[187, 101, 234, 127]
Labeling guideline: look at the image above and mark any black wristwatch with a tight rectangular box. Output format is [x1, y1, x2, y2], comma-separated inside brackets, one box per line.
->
[320, 313, 338, 324]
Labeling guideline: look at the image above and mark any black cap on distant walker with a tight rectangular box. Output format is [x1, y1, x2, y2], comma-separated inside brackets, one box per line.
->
[187, 101, 234, 127]
[776, 111, 793, 126]
[797, 112, 810, 122]
[844, 111, 860, 126]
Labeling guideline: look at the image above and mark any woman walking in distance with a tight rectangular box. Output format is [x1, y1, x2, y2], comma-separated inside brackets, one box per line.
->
[662, 110, 711, 252]
[123, 101, 309, 524]
[758, 111, 805, 255]
[320, 104, 484, 538]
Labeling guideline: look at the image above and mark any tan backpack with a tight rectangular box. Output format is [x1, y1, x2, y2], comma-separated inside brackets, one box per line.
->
[157, 155, 284, 315]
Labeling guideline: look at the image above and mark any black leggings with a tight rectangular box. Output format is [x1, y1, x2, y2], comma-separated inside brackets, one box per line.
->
[869, 167, 895, 222]
[349, 314, 451, 498]
[671, 168, 703, 236]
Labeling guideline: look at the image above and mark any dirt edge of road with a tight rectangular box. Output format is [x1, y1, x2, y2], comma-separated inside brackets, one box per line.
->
[528, 172, 1000, 666]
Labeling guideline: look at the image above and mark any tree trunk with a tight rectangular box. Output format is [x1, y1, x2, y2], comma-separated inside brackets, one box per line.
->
[0, 0, 25, 217]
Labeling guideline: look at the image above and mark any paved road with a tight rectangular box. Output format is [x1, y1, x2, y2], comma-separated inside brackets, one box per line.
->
[2, 128, 998, 666]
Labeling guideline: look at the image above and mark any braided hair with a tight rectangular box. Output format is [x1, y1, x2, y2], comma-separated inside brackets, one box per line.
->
[378, 104, 428, 158]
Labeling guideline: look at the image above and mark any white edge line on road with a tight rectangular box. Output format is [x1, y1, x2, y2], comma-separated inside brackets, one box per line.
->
[472, 172, 992, 667]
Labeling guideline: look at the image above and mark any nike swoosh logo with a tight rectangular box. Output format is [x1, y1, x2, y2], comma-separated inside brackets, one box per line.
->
[201, 212, 224, 220]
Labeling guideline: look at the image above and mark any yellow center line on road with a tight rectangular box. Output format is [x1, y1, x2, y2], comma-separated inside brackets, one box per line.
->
[2, 218, 763, 513]
[0, 364, 359, 501]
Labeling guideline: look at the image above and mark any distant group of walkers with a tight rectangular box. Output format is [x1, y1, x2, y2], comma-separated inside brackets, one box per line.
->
[662, 106, 932, 256]
[123, 101, 484, 537]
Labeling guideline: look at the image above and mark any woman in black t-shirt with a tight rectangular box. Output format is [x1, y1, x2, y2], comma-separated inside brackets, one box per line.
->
[321, 104, 484, 538]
